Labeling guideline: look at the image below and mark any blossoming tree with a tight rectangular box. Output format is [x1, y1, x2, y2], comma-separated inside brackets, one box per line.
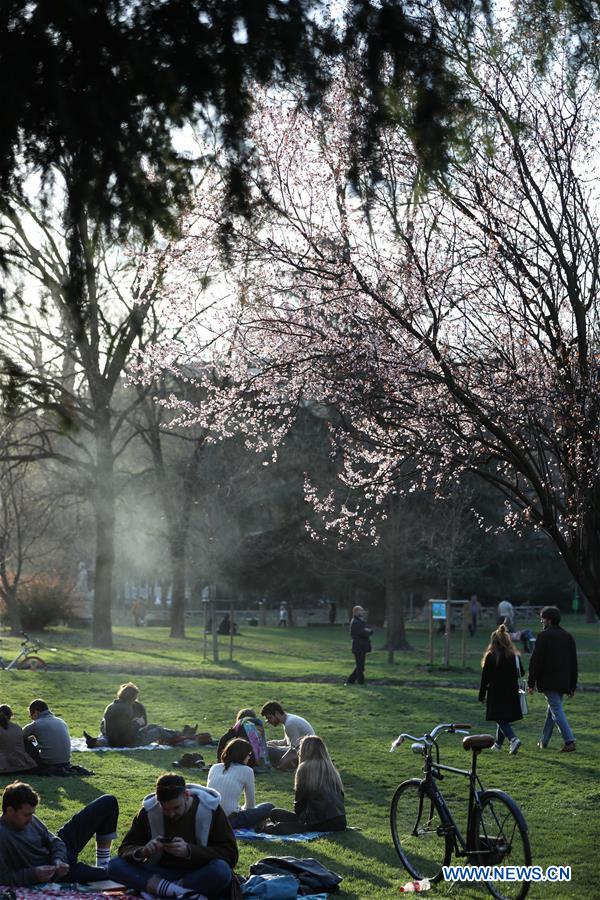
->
[141, 41, 600, 617]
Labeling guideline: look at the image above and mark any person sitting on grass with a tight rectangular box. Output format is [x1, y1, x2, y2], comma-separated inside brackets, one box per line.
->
[258, 735, 346, 835]
[108, 772, 237, 899]
[0, 781, 118, 886]
[0, 706, 38, 775]
[22, 699, 71, 772]
[260, 700, 314, 771]
[83, 682, 200, 748]
[207, 738, 275, 831]
[216, 708, 270, 770]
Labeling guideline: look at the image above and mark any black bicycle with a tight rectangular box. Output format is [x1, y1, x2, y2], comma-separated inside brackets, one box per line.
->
[390, 722, 531, 900]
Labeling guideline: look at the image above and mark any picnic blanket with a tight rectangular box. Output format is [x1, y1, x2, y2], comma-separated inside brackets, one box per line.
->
[234, 828, 335, 842]
[0, 887, 126, 899]
[71, 739, 171, 753]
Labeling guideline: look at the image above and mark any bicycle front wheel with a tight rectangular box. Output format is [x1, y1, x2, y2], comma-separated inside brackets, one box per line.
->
[390, 778, 451, 882]
[473, 789, 531, 900]
[18, 656, 47, 672]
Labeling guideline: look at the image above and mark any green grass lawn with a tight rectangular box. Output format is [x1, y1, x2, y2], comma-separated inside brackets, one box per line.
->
[3, 612, 598, 685]
[0, 617, 597, 898]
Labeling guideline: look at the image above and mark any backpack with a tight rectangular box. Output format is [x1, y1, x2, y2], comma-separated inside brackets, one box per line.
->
[249, 856, 342, 894]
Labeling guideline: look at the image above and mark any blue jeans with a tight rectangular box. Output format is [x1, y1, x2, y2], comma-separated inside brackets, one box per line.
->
[108, 856, 232, 897]
[541, 691, 575, 745]
[229, 802, 275, 829]
[495, 722, 516, 746]
[57, 794, 119, 883]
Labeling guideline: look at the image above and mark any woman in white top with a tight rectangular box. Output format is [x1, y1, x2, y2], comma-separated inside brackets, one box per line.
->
[207, 738, 274, 830]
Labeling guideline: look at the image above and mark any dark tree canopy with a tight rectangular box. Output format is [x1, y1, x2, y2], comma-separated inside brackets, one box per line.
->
[0, 0, 334, 239]
[2, 1, 598, 247]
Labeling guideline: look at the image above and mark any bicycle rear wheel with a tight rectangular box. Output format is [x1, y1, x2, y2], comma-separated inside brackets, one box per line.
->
[473, 789, 531, 900]
[390, 778, 451, 882]
[18, 656, 47, 672]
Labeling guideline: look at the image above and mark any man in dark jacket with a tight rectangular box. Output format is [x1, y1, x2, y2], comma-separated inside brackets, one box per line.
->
[108, 772, 237, 898]
[528, 606, 578, 752]
[345, 605, 373, 686]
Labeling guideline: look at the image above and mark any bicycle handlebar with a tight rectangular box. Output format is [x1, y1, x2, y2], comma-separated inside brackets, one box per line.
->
[20, 633, 57, 652]
[390, 722, 472, 752]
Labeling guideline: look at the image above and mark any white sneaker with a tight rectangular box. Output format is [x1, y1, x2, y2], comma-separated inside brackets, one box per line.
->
[490, 743, 502, 751]
[509, 738, 521, 755]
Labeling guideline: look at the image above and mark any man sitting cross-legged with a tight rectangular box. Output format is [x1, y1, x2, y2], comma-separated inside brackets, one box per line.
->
[108, 772, 237, 900]
[0, 781, 118, 886]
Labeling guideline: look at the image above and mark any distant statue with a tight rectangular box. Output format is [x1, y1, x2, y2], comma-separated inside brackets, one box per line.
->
[75, 561, 88, 594]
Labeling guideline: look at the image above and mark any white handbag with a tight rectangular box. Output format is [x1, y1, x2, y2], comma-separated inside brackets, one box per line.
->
[516, 655, 528, 715]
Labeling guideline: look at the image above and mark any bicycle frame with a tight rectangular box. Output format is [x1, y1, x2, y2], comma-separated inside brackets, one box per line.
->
[415, 736, 485, 858]
[0, 633, 55, 670]
[3, 644, 34, 669]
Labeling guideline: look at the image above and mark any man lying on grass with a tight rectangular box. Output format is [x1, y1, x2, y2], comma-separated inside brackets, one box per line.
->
[108, 772, 237, 899]
[0, 781, 117, 886]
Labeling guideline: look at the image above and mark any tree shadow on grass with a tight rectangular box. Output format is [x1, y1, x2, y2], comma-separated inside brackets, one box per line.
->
[9, 773, 107, 813]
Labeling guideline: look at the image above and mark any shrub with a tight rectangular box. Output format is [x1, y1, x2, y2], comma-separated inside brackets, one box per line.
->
[17, 573, 74, 630]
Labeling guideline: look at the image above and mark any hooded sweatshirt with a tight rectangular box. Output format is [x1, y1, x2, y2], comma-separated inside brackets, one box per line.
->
[117, 783, 238, 871]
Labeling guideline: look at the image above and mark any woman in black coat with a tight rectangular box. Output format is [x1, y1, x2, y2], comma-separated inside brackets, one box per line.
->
[479, 624, 524, 755]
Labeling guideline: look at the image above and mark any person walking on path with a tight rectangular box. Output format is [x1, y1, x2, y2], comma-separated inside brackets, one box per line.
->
[469, 595, 481, 637]
[497, 598, 515, 630]
[528, 605, 578, 752]
[345, 605, 373, 685]
[478, 624, 524, 755]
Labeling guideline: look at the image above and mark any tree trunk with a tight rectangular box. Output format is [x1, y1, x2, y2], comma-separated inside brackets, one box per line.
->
[384, 578, 412, 653]
[584, 597, 598, 623]
[384, 496, 411, 657]
[169, 537, 186, 639]
[91, 415, 114, 648]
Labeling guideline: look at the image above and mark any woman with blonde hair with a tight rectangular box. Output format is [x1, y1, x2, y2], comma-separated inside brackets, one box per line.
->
[479, 623, 525, 754]
[260, 734, 346, 834]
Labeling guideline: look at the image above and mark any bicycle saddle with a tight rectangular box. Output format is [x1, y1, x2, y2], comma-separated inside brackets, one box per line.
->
[462, 734, 496, 752]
